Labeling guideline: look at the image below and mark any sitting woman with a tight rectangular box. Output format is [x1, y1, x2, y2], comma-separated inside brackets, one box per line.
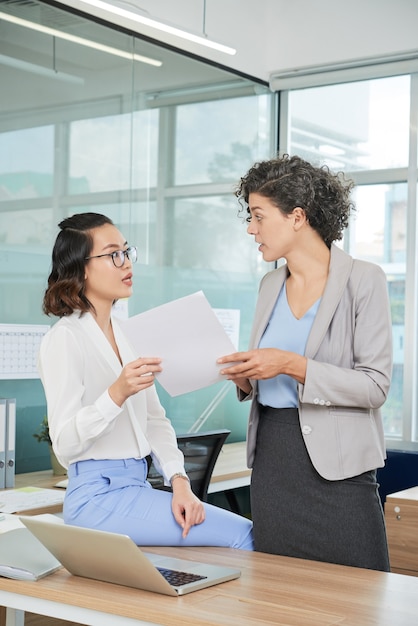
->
[39, 212, 253, 550]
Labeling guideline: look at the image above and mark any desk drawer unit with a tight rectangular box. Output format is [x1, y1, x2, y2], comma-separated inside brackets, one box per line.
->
[385, 486, 418, 576]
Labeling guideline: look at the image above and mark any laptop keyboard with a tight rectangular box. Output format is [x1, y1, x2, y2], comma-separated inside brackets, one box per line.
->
[157, 567, 207, 587]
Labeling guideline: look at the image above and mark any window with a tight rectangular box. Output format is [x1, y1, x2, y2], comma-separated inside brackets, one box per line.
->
[0, 0, 274, 471]
[175, 96, 270, 184]
[288, 76, 410, 171]
[286, 75, 417, 447]
[0, 126, 54, 200]
[69, 110, 159, 193]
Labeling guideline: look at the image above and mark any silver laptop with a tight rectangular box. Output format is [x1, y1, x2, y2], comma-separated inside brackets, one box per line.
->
[20, 516, 240, 596]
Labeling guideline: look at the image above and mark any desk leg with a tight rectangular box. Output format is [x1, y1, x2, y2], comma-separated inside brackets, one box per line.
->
[5, 608, 24, 626]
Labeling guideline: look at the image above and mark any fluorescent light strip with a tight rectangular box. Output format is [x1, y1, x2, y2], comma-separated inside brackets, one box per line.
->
[0, 53, 85, 84]
[77, 0, 236, 56]
[0, 11, 162, 67]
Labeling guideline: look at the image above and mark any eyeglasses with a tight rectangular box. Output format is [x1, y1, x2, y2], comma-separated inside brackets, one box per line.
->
[85, 246, 138, 268]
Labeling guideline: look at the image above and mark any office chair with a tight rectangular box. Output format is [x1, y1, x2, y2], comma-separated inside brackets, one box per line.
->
[147, 429, 231, 502]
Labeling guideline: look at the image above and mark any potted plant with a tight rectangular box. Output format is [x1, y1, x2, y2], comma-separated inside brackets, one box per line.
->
[33, 416, 67, 476]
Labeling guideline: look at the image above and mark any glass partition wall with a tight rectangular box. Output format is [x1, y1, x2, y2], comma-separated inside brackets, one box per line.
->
[0, 0, 275, 471]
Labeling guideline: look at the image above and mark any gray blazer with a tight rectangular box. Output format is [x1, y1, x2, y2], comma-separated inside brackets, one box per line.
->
[241, 244, 393, 480]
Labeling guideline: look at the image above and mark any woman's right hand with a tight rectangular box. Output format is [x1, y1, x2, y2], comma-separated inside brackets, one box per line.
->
[108, 357, 162, 407]
[218, 348, 307, 385]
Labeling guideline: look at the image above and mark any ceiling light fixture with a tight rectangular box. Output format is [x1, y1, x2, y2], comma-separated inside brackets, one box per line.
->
[0, 53, 85, 84]
[0, 11, 162, 67]
[76, 0, 236, 56]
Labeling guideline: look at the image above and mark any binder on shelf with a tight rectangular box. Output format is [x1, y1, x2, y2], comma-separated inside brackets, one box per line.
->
[5, 398, 16, 488]
[0, 398, 6, 488]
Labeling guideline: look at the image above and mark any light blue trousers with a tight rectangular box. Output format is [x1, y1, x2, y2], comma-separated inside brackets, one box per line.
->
[65, 458, 253, 550]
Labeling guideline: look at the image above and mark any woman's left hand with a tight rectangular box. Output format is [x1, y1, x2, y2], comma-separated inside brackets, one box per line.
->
[171, 479, 205, 538]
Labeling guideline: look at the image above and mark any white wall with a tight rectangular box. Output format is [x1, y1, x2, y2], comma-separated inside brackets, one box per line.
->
[62, 0, 418, 83]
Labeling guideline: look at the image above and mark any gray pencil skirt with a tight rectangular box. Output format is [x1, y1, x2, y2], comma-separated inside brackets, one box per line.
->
[250, 405, 390, 571]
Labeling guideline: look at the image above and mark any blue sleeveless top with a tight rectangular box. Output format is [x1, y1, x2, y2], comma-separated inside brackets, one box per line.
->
[258, 284, 320, 408]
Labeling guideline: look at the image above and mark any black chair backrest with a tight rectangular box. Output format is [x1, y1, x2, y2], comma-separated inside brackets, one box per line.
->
[147, 429, 231, 502]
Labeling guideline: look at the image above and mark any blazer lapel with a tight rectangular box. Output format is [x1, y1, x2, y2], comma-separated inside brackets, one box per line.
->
[304, 245, 354, 358]
[250, 266, 287, 349]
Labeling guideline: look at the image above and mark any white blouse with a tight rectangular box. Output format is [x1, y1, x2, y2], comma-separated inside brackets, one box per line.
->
[38, 311, 184, 483]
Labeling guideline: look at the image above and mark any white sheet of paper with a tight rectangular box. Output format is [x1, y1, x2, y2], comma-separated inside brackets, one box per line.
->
[0, 488, 65, 514]
[119, 291, 238, 397]
[213, 308, 240, 349]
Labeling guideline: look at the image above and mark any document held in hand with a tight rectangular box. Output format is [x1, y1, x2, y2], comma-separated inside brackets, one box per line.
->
[120, 291, 238, 396]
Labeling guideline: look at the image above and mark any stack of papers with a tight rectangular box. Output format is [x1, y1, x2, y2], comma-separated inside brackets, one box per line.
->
[0, 487, 65, 514]
[0, 514, 62, 581]
[0, 527, 61, 580]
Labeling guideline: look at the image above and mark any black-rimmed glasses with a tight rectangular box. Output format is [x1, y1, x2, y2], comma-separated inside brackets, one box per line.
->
[85, 246, 138, 268]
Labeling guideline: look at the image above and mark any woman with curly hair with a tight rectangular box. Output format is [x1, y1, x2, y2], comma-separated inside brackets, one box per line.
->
[218, 154, 392, 570]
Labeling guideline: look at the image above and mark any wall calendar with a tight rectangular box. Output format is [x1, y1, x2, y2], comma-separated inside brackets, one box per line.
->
[0, 324, 50, 379]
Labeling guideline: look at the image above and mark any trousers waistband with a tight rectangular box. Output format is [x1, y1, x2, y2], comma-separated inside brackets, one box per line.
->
[68, 457, 147, 477]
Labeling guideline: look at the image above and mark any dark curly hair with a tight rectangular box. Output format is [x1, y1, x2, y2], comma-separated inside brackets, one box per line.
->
[235, 154, 355, 248]
[42, 213, 113, 317]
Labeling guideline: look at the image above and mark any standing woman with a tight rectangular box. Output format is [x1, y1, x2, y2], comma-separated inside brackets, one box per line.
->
[39, 212, 253, 550]
[218, 154, 392, 570]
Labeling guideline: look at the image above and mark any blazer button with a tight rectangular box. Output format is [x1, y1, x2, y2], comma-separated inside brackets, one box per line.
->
[302, 425, 312, 435]
[313, 398, 320, 404]
[319, 399, 325, 405]
[325, 401, 331, 406]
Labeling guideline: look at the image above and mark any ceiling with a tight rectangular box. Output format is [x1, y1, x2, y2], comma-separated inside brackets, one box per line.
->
[0, 0, 265, 123]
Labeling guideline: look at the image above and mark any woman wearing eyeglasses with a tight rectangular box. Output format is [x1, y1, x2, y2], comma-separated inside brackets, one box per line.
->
[39, 212, 253, 550]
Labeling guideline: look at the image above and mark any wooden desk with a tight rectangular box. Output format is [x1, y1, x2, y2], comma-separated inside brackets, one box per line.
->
[209, 441, 251, 494]
[1, 545, 418, 625]
[385, 485, 418, 577]
[14, 471, 66, 491]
